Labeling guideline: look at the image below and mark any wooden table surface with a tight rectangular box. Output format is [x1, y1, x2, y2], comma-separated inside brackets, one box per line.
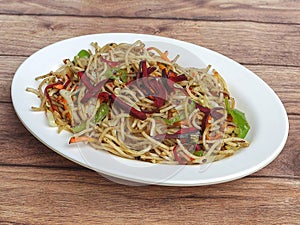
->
[1, 1, 299, 224]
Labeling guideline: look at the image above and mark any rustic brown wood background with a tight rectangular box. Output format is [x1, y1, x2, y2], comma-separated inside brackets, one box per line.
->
[0, 0, 299, 224]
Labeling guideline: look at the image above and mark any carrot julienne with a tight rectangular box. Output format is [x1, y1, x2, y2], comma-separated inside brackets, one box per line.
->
[27, 40, 250, 165]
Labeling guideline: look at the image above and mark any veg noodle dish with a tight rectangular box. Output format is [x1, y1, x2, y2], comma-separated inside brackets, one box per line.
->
[26, 40, 250, 165]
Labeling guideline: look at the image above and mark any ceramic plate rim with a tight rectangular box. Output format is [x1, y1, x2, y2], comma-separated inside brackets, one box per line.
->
[11, 33, 289, 186]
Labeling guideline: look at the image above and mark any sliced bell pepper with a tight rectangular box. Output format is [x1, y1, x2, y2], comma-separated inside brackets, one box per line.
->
[95, 103, 110, 123]
[225, 98, 250, 138]
[74, 49, 90, 62]
[77, 49, 90, 58]
[72, 122, 87, 133]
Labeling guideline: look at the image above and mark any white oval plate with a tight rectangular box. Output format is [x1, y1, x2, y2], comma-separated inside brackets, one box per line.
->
[11, 33, 289, 186]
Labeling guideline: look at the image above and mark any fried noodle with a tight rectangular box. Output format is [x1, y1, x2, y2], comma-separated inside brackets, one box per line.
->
[26, 40, 250, 165]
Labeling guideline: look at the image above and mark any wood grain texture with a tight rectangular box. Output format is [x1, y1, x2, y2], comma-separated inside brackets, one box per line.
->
[0, 102, 79, 168]
[2, 54, 300, 112]
[0, 102, 299, 178]
[1, 1, 299, 224]
[1, 58, 300, 176]
[0, 166, 299, 225]
[0, 15, 299, 66]
[0, 0, 299, 24]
